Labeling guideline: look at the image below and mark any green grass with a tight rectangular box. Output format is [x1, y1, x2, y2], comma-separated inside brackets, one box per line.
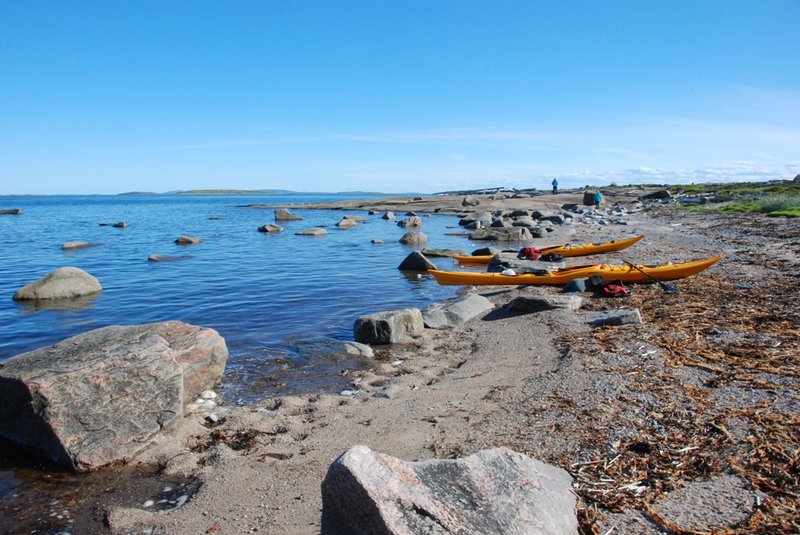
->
[720, 193, 800, 217]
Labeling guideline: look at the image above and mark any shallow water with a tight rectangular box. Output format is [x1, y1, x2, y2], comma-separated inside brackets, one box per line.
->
[0, 193, 475, 403]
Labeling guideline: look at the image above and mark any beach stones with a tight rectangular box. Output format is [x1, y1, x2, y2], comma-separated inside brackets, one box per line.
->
[321, 445, 577, 535]
[0, 321, 228, 471]
[354, 308, 424, 344]
[12, 266, 101, 301]
[380, 211, 395, 220]
[586, 308, 643, 326]
[274, 208, 303, 221]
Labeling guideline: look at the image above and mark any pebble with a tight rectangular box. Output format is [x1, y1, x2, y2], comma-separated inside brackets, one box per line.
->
[200, 390, 217, 400]
[390, 360, 404, 366]
[340, 389, 358, 396]
[143, 500, 155, 508]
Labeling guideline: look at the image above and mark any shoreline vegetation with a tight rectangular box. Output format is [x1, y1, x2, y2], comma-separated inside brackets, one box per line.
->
[2, 178, 799, 534]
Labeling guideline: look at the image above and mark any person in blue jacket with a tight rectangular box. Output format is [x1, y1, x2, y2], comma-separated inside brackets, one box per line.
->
[551, 178, 558, 195]
[594, 190, 603, 208]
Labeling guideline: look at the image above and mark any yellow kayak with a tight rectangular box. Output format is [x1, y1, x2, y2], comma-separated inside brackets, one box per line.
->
[453, 235, 645, 264]
[429, 256, 722, 286]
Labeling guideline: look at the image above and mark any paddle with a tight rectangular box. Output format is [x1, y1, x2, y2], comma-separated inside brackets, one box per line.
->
[622, 259, 678, 293]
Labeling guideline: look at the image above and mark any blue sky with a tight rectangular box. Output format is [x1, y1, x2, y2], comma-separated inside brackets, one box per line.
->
[1, 1, 799, 194]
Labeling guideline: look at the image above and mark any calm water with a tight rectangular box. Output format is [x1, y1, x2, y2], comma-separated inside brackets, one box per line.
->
[0, 193, 475, 402]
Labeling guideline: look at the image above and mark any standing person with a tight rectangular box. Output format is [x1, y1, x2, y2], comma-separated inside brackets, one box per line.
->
[594, 190, 603, 208]
[551, 178, 558, 195]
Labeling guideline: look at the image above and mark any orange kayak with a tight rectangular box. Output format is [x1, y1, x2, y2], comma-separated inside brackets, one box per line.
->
[429, 256, 722, 286]
[453, 235, 645, 264]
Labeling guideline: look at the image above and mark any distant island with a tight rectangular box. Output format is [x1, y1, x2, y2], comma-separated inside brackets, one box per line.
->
[117, 189, 391, 196]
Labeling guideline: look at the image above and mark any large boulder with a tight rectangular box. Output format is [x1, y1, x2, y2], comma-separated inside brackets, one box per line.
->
[458, 211, 493, 227]
[274, 208, 303, 221]
[462, 195, 481, 207]
[13, 267, 102, 301]
[380, 211, 395, 220]
[582, 191, 597, 206]
[322, 445, 577, 535]
[353, 308, 424, 345]
[506, 293, 583, 313]
[423, 293, 494, 329]
[0, 321, 228, 471]
[398, 252, 436, 271]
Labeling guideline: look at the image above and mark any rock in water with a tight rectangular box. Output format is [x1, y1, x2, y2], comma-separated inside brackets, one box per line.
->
[12, 267, 102, 301]
[398, 252, 436, 271]
[321, 445, 577, 535]
[61, 241, 96, 251]
[0, 321, 228, 471]
[175, 235, 201, 245]
[274, 208, 303, 221]
[399, 231, 427, 245]
[257, 223, 284, 233]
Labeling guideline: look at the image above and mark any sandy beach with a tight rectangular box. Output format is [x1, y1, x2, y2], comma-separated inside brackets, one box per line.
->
[21, 191, 800, 534]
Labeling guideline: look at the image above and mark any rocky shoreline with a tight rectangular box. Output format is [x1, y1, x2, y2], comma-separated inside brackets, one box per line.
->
[2, 190, 799, 534]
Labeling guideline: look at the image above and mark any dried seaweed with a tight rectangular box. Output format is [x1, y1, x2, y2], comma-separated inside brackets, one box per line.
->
[570, 271, 800, 533]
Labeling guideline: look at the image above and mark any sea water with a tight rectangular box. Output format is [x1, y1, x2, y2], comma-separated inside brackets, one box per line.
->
[0, 193, 475, 402]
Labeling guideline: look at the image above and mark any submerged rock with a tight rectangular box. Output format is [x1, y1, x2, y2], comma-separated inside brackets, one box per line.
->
[175, 235, 201, 245]
[13, 267, 101, 301]
[295, 227, 328, 236]
[61, 241, 97, 251]
[0, 321, 228, 471]
[336, 218, 358, 228]
[321, 445, 577, 535]
[0, 209, 23, 215]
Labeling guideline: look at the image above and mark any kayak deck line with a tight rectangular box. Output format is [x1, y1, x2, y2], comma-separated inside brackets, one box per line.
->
[453, 235, 645, 264]
[429, 256, 723, 286]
